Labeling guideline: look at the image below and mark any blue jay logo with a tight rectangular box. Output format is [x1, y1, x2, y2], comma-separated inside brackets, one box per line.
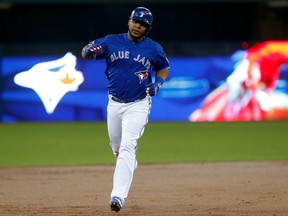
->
[14, 52, 84, 114]
[139, 11, 149, 17]
[135, 70, 149, 84]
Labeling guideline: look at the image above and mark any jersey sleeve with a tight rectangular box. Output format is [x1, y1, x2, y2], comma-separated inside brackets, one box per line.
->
[91, 35, 111, 59]
[152, 45, 170, 72]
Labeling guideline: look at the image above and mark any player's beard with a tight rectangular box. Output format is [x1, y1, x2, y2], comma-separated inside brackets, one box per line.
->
[128, 29, 145, 42]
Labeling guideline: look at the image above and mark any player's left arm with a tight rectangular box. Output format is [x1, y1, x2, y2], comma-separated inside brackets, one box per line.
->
[146, 67, 169, 96]
[146, 44, 170, 96]
[156, 67, 169, 81]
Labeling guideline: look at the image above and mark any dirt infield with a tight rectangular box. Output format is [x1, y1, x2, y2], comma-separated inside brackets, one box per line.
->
[1, 161, 288, 216]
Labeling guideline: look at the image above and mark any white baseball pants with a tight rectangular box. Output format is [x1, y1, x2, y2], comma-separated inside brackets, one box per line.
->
[107, 95, 151, 202]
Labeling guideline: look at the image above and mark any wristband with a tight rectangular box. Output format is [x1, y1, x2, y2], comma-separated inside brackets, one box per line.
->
[155, 77, 165, 87]
[84, 48, 92, 57]
[84, 43, 103, 59]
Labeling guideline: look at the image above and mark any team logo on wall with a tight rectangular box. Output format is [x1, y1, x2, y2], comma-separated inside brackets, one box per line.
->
[14, 52, 84, 114]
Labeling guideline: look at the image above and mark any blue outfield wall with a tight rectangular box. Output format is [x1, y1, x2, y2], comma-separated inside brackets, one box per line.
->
[1, 52, 287, 122]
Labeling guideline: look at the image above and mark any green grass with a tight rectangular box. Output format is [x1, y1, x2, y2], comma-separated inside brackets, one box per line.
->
[0, 121, 287, 167]
[139, 121, 288, 163]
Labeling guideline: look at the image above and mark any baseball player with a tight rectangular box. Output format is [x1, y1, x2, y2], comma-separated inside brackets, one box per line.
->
[81, 7, 170, 213]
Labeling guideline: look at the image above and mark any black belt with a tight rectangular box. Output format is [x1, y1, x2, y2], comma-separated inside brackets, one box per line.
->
[111, 96, 144, 103]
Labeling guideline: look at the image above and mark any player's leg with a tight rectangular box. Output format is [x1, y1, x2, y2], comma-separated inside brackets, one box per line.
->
[107, 98, 123, 157]
[111, 97, 151, 202]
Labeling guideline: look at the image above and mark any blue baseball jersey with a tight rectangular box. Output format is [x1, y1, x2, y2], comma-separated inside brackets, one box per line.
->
[92, 33, 170, 102]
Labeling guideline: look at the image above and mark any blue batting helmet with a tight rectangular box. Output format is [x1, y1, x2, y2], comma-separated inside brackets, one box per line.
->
[130, 7, 153, 34]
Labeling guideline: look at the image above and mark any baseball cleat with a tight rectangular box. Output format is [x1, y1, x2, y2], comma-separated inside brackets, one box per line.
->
[110, 196, 124, 213]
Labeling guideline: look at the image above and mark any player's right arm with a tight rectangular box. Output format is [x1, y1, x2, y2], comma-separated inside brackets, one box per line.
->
[81, 42, 103, 60]
[81, 44, 92, 60]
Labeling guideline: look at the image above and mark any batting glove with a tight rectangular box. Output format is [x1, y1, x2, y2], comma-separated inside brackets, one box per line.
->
[84, 43, 103, 59]
[146, 77, 165, 96]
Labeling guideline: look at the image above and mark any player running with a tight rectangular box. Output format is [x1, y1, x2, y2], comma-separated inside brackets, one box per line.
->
[81, 7, 170, 213]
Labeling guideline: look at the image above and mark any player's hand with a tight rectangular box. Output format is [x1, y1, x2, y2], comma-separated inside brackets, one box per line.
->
[146, 82, 161, 96]
[85, 43, 102, 59]
[146, 77, 165, 96]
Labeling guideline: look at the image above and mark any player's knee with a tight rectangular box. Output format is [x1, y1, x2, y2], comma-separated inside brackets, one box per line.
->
[119, 143, 137, 156]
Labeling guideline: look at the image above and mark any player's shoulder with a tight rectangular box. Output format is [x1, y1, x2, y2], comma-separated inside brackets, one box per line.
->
[94, 33, 125, 45]
[144, 37, 160, 46]
[104, 33, 126, 40]
[144, 37, 165, 51]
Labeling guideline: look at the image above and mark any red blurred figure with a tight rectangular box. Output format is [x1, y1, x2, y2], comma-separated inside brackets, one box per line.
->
[190, 41, 288, 121]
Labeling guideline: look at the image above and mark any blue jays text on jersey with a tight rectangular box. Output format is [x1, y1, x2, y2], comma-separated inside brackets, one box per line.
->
[110, 52, 152, 70]
[91, 33, 170, 102]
